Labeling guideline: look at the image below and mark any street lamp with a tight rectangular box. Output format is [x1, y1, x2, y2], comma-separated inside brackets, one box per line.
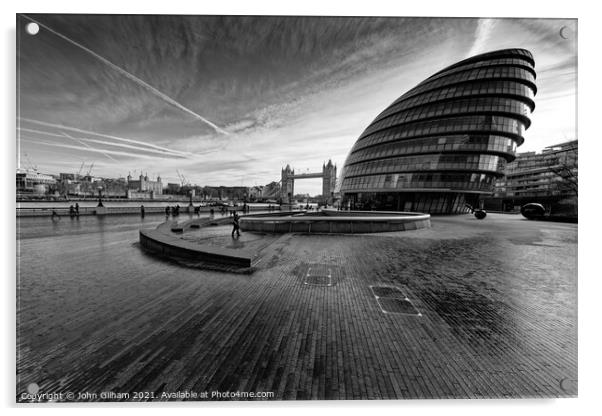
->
[97, 186, 104, 207]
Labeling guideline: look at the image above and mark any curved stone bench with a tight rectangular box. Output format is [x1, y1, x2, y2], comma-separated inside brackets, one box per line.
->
[139, 211, 309, 267]
[240, 210, 431, 234]
[139, 217, 256, 267]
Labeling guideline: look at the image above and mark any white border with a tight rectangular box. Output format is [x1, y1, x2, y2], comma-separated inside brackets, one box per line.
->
[3, 1, 598, 415]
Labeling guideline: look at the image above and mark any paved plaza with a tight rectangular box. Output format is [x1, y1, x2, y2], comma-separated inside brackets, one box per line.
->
[16, 213, 577, 400]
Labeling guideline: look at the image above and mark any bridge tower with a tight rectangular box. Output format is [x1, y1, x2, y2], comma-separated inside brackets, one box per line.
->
[281, 164, 294, 204]
[322, 159, 337, 206]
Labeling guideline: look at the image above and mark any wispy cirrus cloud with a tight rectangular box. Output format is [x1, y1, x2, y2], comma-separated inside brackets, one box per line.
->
[467, 19, 497, 57]
[21, 14, 230, 136]
[19, 118, 192, 157]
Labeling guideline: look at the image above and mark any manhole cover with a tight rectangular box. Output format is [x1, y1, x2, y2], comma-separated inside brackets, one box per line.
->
[304, 266, 332, 286]
[296, 263, 343, 286]
[305, 274, 332, 286]
[370, 285, 422, 316]
[371, 286, 405, 298]
[377, 297, 421, 315]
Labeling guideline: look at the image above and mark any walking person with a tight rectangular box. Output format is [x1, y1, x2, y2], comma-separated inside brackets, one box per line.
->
[75, 202, 80, 216]
[69, 205, 75, 218]
[140, 204, 145, 218]
[231, 212, 241, 238]
[165, 206, 171, 217]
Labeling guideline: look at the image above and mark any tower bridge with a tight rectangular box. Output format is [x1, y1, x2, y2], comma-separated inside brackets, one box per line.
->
[281, 160, 337, 206]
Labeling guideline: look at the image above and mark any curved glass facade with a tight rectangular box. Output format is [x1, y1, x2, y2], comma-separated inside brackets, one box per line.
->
[339, 48, 536, 214]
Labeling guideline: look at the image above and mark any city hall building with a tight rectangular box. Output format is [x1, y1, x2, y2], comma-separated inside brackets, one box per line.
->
[338, 48, 537, 214]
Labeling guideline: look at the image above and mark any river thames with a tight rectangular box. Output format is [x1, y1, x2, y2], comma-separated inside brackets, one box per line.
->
[17, 213, 577, 400]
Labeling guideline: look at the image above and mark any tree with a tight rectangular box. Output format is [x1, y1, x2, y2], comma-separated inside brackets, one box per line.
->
[547, 151, 578, 196]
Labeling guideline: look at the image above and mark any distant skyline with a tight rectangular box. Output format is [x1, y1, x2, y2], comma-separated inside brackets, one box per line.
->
[17, 14, 577, 195]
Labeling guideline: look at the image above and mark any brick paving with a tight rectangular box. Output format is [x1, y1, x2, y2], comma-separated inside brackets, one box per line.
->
[16, 214, 577, 401]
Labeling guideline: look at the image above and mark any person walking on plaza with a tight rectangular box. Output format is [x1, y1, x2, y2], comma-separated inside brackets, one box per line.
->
[140, 204, 145, 218]
[165, 206, 170, 217]
[75, 202, 80, 216]
[69, 205, 75, 218]
[231, 212, 241, 238]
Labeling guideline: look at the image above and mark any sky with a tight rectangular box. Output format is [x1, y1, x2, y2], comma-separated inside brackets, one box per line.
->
[16, 14, 577, 195]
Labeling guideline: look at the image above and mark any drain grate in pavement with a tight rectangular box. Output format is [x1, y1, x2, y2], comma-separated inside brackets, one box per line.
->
[370, 285, 422, 316]
[304, 266, 332, 286]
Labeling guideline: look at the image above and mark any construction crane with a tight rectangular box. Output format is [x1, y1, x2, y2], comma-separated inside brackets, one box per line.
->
[85, 162, 95, 177]
[176, 169, 190, 187]
[23, 152, 37, 170]
[76, 161, 85, 178]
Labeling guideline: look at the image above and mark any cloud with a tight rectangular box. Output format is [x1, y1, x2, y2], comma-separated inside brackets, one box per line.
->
[19, 118, 191, 157]
[20, 137, 168, 160]
[467, 19, 497, 57]
[22, 14, 230, 136]
[18, 15, 577, 194]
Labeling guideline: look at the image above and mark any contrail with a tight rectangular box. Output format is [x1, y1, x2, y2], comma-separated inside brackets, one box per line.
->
[19, 118, 191, 157]
[75, 137, 187, 157]
[20, 137, 163, 160]
[18, 127, 186, 158]
[61, 131, 118, 162]
[21, 14, 230, 136]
